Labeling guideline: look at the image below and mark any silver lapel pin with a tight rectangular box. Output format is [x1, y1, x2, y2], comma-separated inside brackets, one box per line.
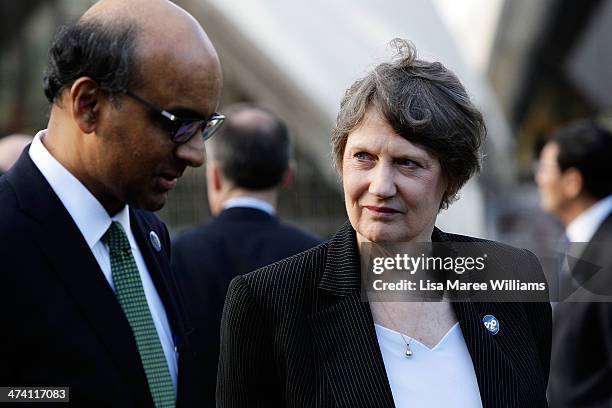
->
[149, 231, 162, 252]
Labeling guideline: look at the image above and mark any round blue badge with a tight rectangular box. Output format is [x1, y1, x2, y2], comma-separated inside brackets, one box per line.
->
[482, 315, 500, 335]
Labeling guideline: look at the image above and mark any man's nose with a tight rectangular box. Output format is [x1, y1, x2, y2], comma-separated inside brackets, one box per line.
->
[175, 134, 205, 167]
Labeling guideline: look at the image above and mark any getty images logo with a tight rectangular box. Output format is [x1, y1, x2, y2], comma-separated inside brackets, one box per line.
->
[482, 315, 500, 335]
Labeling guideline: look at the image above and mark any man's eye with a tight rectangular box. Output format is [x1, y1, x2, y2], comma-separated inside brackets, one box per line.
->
[151, 113, 180, 134]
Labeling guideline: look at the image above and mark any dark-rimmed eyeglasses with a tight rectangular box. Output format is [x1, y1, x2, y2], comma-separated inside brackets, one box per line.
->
[123, 89, 224, 143]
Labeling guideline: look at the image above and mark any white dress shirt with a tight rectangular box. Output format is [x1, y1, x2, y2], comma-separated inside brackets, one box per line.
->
[29, 130, 178, 392]
[223, 196, 276, 215]
[566, 194, 612, 243]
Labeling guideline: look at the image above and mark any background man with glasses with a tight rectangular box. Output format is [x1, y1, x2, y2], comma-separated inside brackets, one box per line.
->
[535, 119, 612, 407]
[0, 0, 222, 406]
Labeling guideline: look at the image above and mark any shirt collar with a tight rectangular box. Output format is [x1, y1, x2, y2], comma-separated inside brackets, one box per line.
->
[566, 194, 612, 242]
[222, 196, 276, 216]
[29, 129, 130, 249]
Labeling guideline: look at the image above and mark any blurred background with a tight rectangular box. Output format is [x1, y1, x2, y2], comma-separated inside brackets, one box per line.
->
[1, 0, 610, 242]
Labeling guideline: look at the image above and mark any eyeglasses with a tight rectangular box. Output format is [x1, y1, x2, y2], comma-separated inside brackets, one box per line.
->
[123, 89, 224, 143]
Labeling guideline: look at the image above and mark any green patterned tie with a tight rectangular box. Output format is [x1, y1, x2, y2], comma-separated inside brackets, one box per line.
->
[102, 222, 176, 408]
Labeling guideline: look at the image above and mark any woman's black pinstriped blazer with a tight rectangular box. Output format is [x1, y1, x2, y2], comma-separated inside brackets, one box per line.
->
[217, 222, 552, 407]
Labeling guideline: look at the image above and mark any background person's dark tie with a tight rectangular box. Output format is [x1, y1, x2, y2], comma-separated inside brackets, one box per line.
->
[558, 234, 577, 301]
[102, 222, 175, 408]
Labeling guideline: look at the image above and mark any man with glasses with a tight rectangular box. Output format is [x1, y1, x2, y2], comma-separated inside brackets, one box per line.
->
[0, 0, 222, 406]
[535, 119, 612, 407]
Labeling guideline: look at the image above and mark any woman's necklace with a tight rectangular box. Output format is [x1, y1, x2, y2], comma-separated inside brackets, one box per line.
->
[372, 299, 426, 359]
[363, 242, 434, 358]
[398, 302, 424, 358]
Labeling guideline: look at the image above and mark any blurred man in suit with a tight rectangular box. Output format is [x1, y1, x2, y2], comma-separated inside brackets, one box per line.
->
[0, 0, 223, 406]
[536, 119, 612, 407]
[172, 104, 321, 405]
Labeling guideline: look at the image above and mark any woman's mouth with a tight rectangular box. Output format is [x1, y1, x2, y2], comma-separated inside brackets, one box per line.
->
[364, 206, 401, 217]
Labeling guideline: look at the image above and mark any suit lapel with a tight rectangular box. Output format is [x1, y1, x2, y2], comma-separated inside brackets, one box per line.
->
[309, 223, 395, 408]
[8, 152, 151, 402]
[435, 230, 532, 406]
[130, 211, 183, 336]
[453, 301, 530, 406]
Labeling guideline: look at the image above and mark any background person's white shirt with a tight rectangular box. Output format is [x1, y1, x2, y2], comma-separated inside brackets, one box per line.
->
[223, 196, 276, 215]
[566, 194, 612, 243]
[29, 130, 178, 392]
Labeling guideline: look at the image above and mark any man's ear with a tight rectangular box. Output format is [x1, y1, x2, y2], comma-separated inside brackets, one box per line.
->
[209, 161, 223, 192]
[562, 167, 584, 199]
[69, 77, 102, 134]
[280, 160, 295, 188]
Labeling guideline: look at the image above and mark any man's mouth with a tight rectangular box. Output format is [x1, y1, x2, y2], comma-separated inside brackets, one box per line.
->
[157, 173, 181, 191]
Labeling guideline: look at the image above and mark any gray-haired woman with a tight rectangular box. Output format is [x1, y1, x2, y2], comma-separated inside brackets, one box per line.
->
[217, 39, 551, 408]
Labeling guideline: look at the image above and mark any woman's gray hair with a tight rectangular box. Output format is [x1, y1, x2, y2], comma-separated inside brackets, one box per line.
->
[331, 39, 486, 209]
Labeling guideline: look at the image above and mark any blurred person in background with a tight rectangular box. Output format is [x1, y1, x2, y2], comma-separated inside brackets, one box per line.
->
[0, 134, 32, 174]
[535, 119, 612, 408]
[217, 39, 551, 407]
[172, 103, 320, 406]
[0, 0, 223, 406]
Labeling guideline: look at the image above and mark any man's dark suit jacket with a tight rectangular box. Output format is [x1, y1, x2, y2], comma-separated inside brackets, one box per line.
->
[548, 213, 612, 408]
[0, 151, 202, 407]
[171, 207, 321, 406]
[217, 222, 552, 407]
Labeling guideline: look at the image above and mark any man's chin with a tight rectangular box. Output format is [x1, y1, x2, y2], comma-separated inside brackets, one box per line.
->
[130, 192, 168, 212]
[539, 201, 557, 215]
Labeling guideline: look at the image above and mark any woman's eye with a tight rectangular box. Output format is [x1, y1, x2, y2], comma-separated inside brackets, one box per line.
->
[396, 158, 418, 168]
[354, 152, 373, 161]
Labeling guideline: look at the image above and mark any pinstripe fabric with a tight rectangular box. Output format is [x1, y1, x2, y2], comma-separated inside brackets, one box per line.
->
[217, 222, 552, 407]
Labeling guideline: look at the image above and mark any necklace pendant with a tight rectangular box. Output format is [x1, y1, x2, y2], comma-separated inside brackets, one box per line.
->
[405, 344, 413, 358]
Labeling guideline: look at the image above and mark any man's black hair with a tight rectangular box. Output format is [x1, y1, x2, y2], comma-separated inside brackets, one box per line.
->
[552, 119, 612, 199]
[43, 19, 139, 106]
